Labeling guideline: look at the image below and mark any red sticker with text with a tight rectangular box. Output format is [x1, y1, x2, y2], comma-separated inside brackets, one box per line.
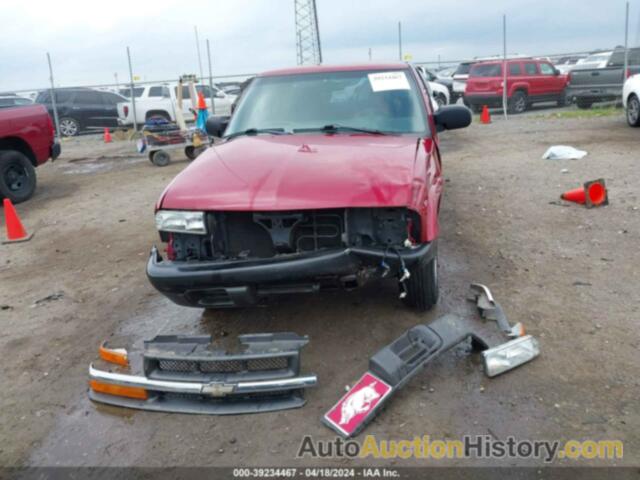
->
[324, 372, 392, 437]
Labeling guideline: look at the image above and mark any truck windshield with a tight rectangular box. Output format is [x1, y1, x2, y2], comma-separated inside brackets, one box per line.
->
[226, 69, 428, 136]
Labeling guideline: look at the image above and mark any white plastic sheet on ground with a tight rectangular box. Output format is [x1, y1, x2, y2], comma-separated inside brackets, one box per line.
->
[542, 145, 588, 160]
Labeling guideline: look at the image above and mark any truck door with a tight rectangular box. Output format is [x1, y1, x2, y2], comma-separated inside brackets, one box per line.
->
[71, 90, 107, 130]
[523, 62, 540, 97]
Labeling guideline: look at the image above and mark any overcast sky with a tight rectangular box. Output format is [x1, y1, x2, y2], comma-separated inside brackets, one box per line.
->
[1, 0, 636, 92]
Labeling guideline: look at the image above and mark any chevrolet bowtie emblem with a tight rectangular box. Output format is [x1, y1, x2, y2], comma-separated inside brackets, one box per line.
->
[201, 382, 236, 397]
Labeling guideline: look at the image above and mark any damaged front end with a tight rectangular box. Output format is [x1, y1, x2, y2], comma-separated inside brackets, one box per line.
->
[148, 207, 434, 308]
[89, 333, 317, 414]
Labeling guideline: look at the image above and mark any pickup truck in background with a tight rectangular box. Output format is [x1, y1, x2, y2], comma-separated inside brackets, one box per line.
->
[116, 83, 237, 127]
[0, 104, 60, 203]
[566, 47, 640, 108]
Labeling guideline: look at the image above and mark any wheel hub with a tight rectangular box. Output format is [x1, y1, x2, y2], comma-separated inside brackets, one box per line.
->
[4, 165, 26, 192]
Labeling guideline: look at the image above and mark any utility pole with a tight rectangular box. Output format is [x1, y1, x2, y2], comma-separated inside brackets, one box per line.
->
[624, 2, 630, 82]
[46, 53, 60, 138]
[398, 21, 403, 61]
[194, 26, 204, 82]
[126, 47, 138, 133]
[294, 0, 322, 65]
[502, 14, 508, 120]
[368, 48, 372, 61]
[114, 73, 119, 90]
[206, 39, 215, 115]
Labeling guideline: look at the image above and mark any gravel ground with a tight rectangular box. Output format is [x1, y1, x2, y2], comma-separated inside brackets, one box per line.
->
[0, 112, 638, 468]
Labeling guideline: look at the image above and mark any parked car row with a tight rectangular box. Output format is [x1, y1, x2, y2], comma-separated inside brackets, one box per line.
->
[29, 82, 236, 137]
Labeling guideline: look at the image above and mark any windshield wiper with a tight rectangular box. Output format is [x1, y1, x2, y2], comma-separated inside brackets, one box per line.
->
[297, 124, 397, 135]
[225, 128, 289, 140]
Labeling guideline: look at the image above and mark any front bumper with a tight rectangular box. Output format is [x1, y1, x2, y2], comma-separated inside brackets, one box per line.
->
[147, 243, 435, 308]
[89, 365, 318, 414]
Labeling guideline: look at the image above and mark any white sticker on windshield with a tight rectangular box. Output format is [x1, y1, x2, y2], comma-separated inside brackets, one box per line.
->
[368, 71, 411, 92]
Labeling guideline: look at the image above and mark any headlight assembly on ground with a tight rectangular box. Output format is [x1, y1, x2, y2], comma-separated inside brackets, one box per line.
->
[482, 335, 540, 377]
[155, 210, 206, 234]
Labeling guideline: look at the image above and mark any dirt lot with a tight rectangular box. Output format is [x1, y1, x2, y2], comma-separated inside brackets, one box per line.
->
[0, 112, 638, 468]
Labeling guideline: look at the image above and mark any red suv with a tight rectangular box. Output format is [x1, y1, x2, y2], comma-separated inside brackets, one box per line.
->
[464, 59, 568, 114]
[147, 64, 471, 311]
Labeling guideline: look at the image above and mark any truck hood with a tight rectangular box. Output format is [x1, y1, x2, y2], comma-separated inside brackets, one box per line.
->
[159, 134, 422, 211]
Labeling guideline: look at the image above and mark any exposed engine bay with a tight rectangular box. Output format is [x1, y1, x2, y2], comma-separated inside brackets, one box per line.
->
[162, 208, 421, 262]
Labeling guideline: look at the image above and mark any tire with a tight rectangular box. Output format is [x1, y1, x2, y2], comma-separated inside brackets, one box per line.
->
[626, 94, 640, 127]
[435, 93, 447, 108]
[557, 89, 568, 107]
[150, 150, 171, 167]
[471, 104, 483, 114]
[508, 91, 527, 114]
[185, 146, 197, 160]
[0, 150, 37, 204]
[402, 251, 439, 311]
[576, 100, 593, 110]
[59, 117, 80, 137]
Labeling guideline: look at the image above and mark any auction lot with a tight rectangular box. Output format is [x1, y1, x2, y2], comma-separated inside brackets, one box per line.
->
[1, 110, 638, 467]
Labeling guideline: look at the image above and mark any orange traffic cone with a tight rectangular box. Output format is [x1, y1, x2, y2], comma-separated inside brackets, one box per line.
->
[480, 105, 491, 124]
[197, 91, 207, 110]
[561, 179, 608, 208]
[103, 128, 112, 143]
[2, 198, 33, 243]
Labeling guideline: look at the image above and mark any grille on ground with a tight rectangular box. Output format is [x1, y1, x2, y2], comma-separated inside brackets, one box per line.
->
[158, 360, 198, 372]
[199, 360, 244, 373]
[156, 356, 290, 373]
[247, 357, 289, 371]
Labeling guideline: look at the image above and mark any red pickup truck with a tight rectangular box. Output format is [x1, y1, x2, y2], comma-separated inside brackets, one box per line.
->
[465, 59, 568, 114]
[147, 64, 471, 310]
[0, 104, 60, 203]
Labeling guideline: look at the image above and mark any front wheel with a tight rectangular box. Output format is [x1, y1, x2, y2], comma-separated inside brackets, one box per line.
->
[434, 93, 447, 108]
[402, 253, 439, 311]
[627, 94, 640, 127]
[0, 150, 37, 203]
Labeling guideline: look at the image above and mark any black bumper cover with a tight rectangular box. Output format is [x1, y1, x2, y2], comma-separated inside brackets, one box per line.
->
[147, 243, 435, 307]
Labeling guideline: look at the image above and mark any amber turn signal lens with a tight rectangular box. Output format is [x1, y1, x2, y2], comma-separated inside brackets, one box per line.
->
[90, 379, 148, 400]
[99, 342, 129, 367]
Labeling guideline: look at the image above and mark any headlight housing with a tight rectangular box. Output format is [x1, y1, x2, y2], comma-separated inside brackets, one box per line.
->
[155, 210, 206, 234]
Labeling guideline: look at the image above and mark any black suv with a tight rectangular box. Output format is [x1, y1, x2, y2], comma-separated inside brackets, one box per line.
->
[35, 88, 127, 136]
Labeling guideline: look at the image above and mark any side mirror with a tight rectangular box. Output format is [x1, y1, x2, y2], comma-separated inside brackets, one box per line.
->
[206, 115, 230, 137]
[554, 68, 561, 75]
[215, 91, 226, 99]
[434, 105, 472, 132]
